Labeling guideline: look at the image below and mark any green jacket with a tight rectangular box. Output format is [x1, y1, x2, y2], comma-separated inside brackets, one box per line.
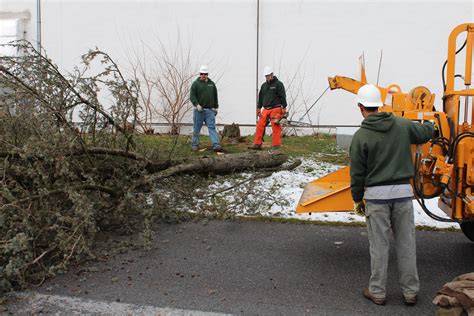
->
[258, 76, 287, 109]
[190, 78, 218, 108]
[349, 112, 434, 202]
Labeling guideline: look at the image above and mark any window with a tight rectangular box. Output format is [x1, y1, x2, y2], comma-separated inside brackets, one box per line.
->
[0, 18, 24, 56]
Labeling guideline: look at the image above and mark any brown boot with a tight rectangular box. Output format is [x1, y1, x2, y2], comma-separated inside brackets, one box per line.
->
[248, 144, 262, 150]
[403, 294, 417, 306]
[363, 288, 386, 305]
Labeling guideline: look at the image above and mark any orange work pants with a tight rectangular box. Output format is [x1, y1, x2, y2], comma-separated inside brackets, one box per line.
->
[253, 107, 282, 147]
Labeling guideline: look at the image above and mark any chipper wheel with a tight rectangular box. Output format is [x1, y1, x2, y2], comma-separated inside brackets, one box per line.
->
[460, 222, 474, 242]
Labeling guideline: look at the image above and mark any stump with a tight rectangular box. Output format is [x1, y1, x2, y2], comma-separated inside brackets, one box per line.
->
[221, 123, 244, 143]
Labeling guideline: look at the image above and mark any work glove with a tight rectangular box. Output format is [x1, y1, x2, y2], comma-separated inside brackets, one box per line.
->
[279, 108, 289, 125]
[353, 200, 366, 217]
[422, 119, 439, 137]
[427, 119, 438, 131]
[212, 108, 218, 115]
[196, 104, 203, 112]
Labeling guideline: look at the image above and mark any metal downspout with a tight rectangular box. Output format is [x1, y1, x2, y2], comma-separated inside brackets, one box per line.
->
[37, 0, 41, 53]
[256, 0, 260, 119]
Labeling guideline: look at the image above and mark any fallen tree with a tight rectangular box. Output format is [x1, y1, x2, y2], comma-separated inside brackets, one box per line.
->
[0, 41, 289, 293]
[143, 151, 288, 181]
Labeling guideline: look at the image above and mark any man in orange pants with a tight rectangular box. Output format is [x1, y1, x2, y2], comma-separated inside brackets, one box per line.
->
[249, 66, 287, 150]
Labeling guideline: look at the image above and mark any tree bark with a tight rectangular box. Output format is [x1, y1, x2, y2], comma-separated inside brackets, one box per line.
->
[139, 150, 288, 185]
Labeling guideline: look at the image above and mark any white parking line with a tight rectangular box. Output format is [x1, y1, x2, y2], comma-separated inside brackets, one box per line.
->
[8, 291, 232, 315]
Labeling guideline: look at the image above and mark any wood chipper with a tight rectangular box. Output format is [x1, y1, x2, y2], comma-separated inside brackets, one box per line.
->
[296, 23, 474, 242]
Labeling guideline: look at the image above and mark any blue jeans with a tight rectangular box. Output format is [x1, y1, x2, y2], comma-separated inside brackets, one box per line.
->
[192, 108, 221, 149]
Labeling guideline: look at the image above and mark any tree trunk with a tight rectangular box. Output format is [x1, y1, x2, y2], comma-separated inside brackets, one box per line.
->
[140, 150, 288, 185]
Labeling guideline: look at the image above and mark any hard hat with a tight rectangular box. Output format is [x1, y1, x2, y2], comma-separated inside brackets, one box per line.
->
[356, 84, 383, 107]
[263, 66, 273, 76]
[199, 65, 209, 74]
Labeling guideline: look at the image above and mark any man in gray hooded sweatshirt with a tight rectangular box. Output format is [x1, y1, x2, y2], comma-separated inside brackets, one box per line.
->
[350, 84, 434, 306]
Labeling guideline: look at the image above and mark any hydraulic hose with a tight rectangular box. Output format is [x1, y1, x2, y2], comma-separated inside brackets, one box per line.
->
[447, 133, 474, 218]
[413, 150, 458, 222]
[448, 132, 474, 163]
[413, 151, 441, 199]
[430, 114, 449, 155]
[413, 194, 459, 223]
[415, 133, 474, 223]
[431, 137, 450, 155]
[434, 113, 444, 139]
[442, 38, 467, 92]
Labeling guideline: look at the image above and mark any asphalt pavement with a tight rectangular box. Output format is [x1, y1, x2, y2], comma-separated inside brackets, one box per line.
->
[5, 220, 474, 315]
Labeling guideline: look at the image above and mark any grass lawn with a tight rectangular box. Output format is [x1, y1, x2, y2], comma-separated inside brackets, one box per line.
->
[140, 133, 349, 164]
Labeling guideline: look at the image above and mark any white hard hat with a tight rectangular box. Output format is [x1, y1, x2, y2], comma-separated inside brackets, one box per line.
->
[357, 84, 383, 107]
[199, 65, 209, 74]
[263, 66, 273, 76]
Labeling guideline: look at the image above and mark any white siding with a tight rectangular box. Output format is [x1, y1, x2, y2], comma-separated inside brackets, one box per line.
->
[0, 0, 472, 126]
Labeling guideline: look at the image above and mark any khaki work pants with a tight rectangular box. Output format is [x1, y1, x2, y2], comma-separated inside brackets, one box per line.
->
[365, 200, 420, 299]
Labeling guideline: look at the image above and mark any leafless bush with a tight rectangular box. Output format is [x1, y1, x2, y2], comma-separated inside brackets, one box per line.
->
[273, 47, 324, 136]
[128, 33, 196, 135]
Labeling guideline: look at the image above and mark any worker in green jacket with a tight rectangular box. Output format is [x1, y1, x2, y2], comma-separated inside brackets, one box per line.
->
[190, 65, 222, 152]
[350, 84, 434, 307]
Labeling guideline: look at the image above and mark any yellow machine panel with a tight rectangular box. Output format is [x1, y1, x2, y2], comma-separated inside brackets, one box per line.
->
[296, 167, 352, 213]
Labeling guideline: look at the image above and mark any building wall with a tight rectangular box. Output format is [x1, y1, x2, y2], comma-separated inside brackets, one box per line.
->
[0, 0, 472, 129]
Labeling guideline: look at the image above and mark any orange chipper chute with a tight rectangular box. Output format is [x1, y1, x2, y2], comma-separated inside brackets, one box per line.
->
[296, 167, 352, 213]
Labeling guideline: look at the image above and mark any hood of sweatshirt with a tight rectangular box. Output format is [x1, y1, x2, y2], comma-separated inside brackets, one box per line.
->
[361, 112, 395, 132]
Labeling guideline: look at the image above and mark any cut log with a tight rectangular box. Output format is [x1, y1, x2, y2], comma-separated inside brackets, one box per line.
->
[140, 150, 288, 185]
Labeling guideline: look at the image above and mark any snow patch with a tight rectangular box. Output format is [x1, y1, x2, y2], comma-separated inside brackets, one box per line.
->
[208, 158, 459, 230]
